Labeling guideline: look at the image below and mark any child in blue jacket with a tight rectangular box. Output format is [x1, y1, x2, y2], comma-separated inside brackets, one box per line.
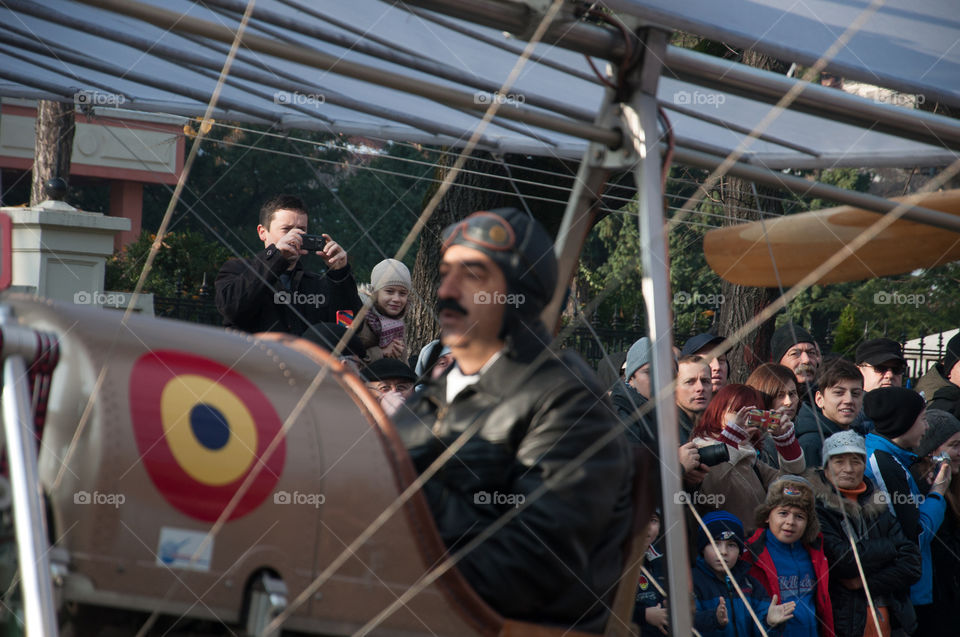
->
[694, 511, 795, 636]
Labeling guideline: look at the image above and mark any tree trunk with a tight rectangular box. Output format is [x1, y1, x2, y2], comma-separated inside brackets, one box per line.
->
[715, 51, 787, 382]
[407, 152, 511, 356]
[30, 100, 75, 205]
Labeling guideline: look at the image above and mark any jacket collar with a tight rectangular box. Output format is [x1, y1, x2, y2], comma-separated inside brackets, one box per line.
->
[866, 432, 918, 465]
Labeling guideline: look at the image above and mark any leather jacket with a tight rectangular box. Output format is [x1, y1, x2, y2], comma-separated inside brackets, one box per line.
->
[394, 330, 634, 633]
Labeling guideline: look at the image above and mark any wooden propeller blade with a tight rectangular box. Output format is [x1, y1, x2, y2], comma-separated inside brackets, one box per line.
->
[703, 189, 960, 287]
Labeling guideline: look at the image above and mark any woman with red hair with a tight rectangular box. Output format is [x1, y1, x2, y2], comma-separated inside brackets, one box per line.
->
[690, 384, 806, 535]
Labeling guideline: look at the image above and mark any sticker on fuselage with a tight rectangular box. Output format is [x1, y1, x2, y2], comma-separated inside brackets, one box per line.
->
[156, 527, 213, 572]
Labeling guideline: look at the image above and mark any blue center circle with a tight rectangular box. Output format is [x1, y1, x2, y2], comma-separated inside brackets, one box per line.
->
[189, 403, 230, 450]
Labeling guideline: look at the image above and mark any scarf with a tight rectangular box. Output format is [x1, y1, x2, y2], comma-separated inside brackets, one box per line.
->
[365, 307, 405, 348]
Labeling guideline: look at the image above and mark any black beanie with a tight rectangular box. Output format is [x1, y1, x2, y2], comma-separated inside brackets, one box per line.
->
[944, 333, 960, 379]
[771, 323, 816, 364]
[864, 387, 926, 439]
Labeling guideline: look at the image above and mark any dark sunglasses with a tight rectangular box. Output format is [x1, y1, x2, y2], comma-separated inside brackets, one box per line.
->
[861, 362, 906, 376]
[442, 212, 516, 252]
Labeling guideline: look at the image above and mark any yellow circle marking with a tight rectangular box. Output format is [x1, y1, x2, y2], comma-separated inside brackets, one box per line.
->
[160, 375, 257, 486]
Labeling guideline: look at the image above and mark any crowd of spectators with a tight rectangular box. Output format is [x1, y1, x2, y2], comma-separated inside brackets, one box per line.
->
[213, 193, 960, 636]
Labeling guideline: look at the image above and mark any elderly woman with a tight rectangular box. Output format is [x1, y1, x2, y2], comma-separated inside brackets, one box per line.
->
[813, 430, 920, 637]
[690, 384, 805, 534]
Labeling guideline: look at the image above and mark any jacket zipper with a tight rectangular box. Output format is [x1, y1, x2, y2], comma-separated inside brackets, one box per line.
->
[725, 575, 737, 634]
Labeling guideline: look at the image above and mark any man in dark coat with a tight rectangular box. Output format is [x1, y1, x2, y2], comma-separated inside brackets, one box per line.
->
[916, 332, 960, 418]
[215, 194, 361, 335]
[394, 208, 634, 632]
[813, 430, 920, 635]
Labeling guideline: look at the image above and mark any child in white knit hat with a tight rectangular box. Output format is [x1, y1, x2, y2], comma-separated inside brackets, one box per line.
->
[358, 258, 411, 361]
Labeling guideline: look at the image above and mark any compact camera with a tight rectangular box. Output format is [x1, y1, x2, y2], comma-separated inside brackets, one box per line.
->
[301, 234, 327, 252]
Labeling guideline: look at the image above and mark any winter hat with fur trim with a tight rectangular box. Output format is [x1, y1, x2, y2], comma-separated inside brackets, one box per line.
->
[370, 258, 411, 292]
[755, 474, 820, 544]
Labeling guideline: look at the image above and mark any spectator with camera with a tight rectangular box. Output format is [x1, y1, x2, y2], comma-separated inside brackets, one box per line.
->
[813, 430, 921, 636]
[864, 387, 950, 631]
[909, 410, 960, 636]
[795, 359, 866, 468]
[689, 384, 805, 535]
[746, 363, 802, 467]
[215, 194, 361, 335]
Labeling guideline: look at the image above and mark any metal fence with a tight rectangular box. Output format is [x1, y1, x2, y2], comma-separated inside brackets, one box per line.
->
[145, 296, 954, 384]
[153, 295, 222, 326]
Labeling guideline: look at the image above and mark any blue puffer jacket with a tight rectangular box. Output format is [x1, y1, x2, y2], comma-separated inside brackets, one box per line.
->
[865, 432, 946, 606]
[693, 556, 783, 637]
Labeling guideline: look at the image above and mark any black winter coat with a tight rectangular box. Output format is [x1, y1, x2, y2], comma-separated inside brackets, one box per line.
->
[214, 247, 361, 335]
[610, 380, 658, 451]
[813, 472, 920, 636]
[394, 325, 635, 633]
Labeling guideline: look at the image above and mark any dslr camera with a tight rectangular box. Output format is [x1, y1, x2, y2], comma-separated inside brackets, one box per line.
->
[697, 442, 729, 467]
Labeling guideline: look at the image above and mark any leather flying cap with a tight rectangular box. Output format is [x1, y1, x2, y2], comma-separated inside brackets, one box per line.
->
[441, 208, 558, 316]
[855, 338, 906, 366]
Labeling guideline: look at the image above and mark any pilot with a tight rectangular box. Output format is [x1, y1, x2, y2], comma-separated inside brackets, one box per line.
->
[393, 208, 634, 632]
[215, 194, 361, 335]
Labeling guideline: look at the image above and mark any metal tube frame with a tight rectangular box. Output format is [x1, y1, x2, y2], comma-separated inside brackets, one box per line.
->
[71, 0, 622, 148]
[674, 147, 960, 234]
[2, 354, 58, 636]
[624, 30, 693, 636]
[403, 0, 960, 152]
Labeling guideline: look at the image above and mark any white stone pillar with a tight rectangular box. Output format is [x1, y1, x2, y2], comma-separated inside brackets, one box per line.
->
[2, 199, 130, 305]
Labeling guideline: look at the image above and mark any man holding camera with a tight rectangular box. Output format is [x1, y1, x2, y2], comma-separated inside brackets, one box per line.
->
[215, 194, 361, 335]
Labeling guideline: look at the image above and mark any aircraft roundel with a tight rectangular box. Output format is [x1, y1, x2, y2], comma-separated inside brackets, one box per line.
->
[130, 350, 285, 521]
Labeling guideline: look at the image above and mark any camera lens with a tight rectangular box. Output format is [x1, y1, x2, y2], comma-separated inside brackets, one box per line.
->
[698, 443, 729, 467]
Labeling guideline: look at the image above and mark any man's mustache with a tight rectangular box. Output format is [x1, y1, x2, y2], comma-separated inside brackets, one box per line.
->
[437, 298, 467, 316]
